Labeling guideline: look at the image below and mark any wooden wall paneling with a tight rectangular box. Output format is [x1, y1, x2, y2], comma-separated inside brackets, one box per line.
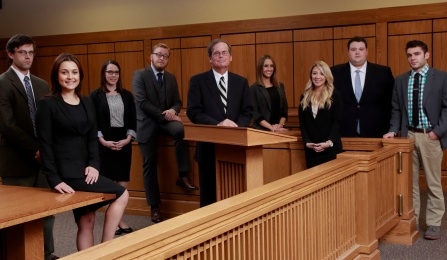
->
[180, 36, 212, 49]
[36, 45, 88, 57]
[180, 48, 212, 106]
[293, 40, 333, 107]
[87, 43, 114, 54]
[151, 38, 181, 50]
[387, 34, 432, 77]
[256, 31, 293, 44]
[333, 24, 376, 39]
[115, 51, 144, 92]
[0, 51, 8, 74]
[255, 43, 294, 108]
[294, 28, 333, 42]
[115, 41, 144, 52]
[333, 37, 377, 67]
[229, 45, 256, 84]
[87, 53, 116, 94]
[128, 144, 145, 191]
[33, 56, 57, 86]
[376, 22, 388, 66]
[143, 39, 153, 68]
[433, 33, 447, 72]
[221, 33, 255, 46]
[433, 18, 447, 32]
[388, 20, 433, 35]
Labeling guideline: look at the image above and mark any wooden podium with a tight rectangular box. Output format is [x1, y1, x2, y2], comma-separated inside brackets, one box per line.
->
[184, 124, 297, 200]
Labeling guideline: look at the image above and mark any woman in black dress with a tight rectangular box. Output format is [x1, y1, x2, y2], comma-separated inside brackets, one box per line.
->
[250, 55, 288, 132]
[36, 53, 129, 251]
[89, 60, 136, 235]
[299, 61, 343, 168]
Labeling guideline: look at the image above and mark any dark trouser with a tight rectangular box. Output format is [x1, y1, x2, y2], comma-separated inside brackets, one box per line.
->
[139, 120, 190, 207]
[2, 172, 55, 260]
[196, 142, 217, 207]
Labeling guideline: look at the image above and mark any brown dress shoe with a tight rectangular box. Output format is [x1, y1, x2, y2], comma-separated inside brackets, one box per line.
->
[151, 207, 163, 223]
[176, 176, 199, 190]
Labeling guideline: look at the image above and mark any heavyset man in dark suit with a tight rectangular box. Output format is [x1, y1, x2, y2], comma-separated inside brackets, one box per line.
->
[133, 43, 197, 223]
[384, 40, 447, 240]
[186, 39, 253, 207]
[0, 34, 57, 260]
[331, 36, 395, 137]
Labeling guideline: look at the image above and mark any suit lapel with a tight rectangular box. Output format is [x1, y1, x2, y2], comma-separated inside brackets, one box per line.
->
[55, 96, 83, 135]
[363, 63, 374, 98]
[343, 63, 357, 102]
[259, 86, 272, 111]
[98, 91, 110, 119]
[6, 68, 28, 102]
[146, 67, 164, 104]
[423, 68, 435, 107]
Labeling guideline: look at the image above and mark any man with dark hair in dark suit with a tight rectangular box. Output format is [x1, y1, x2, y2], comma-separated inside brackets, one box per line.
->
[0, 34, 57, 260]
[331, 36, 395, 137]
[133, 43, 198, 223]
[187, 39, 253, 207]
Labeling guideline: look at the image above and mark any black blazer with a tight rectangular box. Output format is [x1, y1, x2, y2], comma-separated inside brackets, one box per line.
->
[132, 67, 182, 143]
[89, 88, 136, 140]
[0, 67, 49, 177]
[331, 62, 394, 137]
[186, 69, 253, 126]
[36, 95, 100, 188]
[298, 89, 343, 153]
[250, 82, 288, 130]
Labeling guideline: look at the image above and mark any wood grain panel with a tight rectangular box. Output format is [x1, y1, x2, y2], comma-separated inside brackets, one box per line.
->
[256, 31, 293, 44]
[294, 28, 333, 42]
[376, 22, 388, 66]
[388, 20, 432, 35]
[333, 37, 376, 65]
[181, 36, 211, 48]
[164, 49, 183, 102]
[433, 18, 447, 32]
[293, 41, 333, 107]
[150, 38, 181, 50]
[76, 55, 90, 96]
[181, 47, 210, 105]
[87, 53, 115, 94]
[87, 43, 114, 54]
[0, 59, 8, 74]
[33, 56, 57, 85]
[115, 51, 144, 92]
[36, 45, 87, 56]
[334, 24, 376, 39]
[388, 34, 432, 77]
[433, 33, 447, 72]
[221, 33, 255, 45]
[115, 41, 144, 52]
[230, 45, 256, 85]
[255, 43, 293, 108]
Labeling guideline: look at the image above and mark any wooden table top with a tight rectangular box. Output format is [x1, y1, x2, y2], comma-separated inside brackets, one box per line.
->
[0, 185, 115, 229]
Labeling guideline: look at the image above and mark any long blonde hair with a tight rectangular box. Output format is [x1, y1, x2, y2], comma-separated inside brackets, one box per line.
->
[300, 61, 334, 110]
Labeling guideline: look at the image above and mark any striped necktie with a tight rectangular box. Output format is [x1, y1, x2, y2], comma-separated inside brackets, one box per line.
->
[218, 76, 227, 113]
[24, 76, 37, 136]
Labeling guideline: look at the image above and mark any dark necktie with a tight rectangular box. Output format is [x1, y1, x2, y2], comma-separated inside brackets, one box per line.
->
[412, 73, 420, 127]
[218, 76, 227, 113]
[157, 72, 163, 88]
[24, 76, 37, 136]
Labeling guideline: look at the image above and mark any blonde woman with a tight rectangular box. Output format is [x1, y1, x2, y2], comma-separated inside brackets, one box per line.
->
[298, 61, 342, 168]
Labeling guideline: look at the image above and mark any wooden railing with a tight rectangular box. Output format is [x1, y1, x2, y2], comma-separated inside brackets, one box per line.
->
[62, 138, 418, 259]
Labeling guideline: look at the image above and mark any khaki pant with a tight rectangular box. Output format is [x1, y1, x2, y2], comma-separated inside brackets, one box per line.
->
[410, 131, 445, 226]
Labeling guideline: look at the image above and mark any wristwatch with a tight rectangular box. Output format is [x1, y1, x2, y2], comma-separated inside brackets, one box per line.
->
[327, 140, 333, 147]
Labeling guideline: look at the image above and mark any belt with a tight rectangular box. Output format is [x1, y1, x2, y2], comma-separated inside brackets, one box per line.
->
[408, 126, 432, 133]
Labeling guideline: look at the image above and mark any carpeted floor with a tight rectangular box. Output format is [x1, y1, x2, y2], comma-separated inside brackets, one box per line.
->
[53, 190, 446, 259]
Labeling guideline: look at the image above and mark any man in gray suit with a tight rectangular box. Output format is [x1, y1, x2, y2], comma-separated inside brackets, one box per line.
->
[132, 43, 197, 223]
[0, 34, 57, 259]
[384, 40, 447, 240]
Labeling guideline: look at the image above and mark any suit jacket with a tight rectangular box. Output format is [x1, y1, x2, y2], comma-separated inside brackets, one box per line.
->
[250, 82, 288, 130]
[36, 95, 100, 188]
[389, 67, 447, 149]
[0, 67, 49, 177]
[298, 89, 343, 153]
[331, 62, 394, 137]
[89, 88, 136, 141]
[132, 67, 182, 143]
[187, 69, 253, 126]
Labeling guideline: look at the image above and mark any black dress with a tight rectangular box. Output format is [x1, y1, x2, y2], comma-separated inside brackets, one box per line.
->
[89, 89, 136, 182]
[298, 89, 343, 168]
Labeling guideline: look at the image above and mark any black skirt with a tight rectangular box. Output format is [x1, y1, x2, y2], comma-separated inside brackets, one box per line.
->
[99, 127, 132, 182]
[64, 175, 126, 222]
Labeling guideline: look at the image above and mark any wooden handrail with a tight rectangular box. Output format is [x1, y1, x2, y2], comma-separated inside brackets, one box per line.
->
[62, 138, 417, 259]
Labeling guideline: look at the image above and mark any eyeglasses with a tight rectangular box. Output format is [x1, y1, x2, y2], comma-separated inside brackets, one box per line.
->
[105, 70, 120, 75]
[16, 50, 35, 56]
[212, 50, 230, 57]
[152, 53, 169, 59]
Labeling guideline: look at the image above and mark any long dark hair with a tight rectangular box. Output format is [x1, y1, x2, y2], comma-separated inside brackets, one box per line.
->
[100, 60, 123, 93]
[255, 55, 280, 88]
[50, 53, 84, 96]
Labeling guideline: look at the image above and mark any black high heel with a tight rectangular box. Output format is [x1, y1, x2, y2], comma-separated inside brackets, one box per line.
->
[118, 225, 133, 234]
